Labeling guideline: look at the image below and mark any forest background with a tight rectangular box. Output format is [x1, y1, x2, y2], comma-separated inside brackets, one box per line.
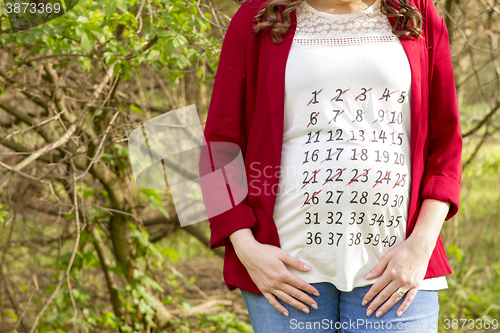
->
[0, 0, 499, 332]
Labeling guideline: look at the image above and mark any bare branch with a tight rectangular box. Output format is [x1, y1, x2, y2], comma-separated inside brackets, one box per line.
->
[0, 62, 118, 189]
[462, 100, 500, 138]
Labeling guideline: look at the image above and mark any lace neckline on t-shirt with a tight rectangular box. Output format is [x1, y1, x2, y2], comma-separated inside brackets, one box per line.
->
[292, 0, 398, 45]
[302, 0, 381, 19]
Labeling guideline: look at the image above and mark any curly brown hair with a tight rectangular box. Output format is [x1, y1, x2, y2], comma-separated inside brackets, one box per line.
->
[250, 0, 423, 44]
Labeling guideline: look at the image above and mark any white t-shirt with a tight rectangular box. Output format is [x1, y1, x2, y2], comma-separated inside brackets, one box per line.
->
[272, 0, 447, 291]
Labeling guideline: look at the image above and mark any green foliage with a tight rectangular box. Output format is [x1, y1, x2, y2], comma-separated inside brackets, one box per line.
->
[3, 310, 18, 322]
[168, 312, 254, 332]
[28, 215, 244, 332]
[139, 188, 170, 219]
[438, 140, 500, 332]
[130, 221, 166, 261]
[0, 0, 240, 330]
[439, 261, 500, 332]
[0, 0, 217, 84]
[463, 146, 500, 177]
[0, 203, 10, 223]
[129, 104, 144, 114]
[446, 245, 463, 261]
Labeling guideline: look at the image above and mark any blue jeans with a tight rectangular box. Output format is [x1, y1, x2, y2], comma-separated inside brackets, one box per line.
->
[240, 282, 439, 333]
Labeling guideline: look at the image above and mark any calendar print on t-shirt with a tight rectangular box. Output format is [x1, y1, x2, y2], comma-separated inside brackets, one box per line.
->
[299, 86, 410, 249]
[272, 38, 413, 291]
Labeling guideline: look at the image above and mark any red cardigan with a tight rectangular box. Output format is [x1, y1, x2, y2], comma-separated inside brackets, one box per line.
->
[202, 0, 462, 295]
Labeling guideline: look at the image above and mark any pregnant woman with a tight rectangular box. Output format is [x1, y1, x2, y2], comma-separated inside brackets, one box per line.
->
[201, 0, 462, 331]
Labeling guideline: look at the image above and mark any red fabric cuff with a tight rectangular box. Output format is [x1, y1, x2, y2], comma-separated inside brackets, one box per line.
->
[209, 201, 257, 249]
[421, 175, 461, 220]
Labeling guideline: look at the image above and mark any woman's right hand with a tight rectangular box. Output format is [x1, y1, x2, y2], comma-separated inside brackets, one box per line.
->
[229, 229, 320, 316]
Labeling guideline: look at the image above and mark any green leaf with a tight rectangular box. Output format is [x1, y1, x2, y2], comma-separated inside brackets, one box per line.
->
[446, 245, 463, 261]
[141, 188, 161, 205]
[147, 242, 163, 261]
[82, 188, 96, 200]
[161, 248, 179, 264]
[113, 62, 122, 76]
[157, 205, 170, 220]
[114, 143, 128, 156]
[120, 325, 133, 333]
[82, 250, 100, 267]
[170, 266, 189, 284]
[98, 189, 109, 198]
[105, 54, 117, 66]
[77, 16, 89, 23]
[83, 23, 105, 35]
[71, 288, 81, 299]
[117, 0, 129, 13]
[147, 50, 160, 61]
[130, 104, 143, 113]
[45, 284, 57, 295]
[469, 295, 480, 302]
[105, 0, 119, 16]
[3, 310, 17, 321]
[130, 228, 149, 247]
[81, 32, 94, 53]
[132, 269, 164, 292]
[189, 5, 197, 16]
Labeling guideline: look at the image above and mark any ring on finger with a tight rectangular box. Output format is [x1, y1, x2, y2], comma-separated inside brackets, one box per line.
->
[395, 287, 406, 297]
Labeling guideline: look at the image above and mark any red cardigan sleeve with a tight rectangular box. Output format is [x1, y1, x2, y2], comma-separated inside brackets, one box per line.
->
[421, 0, 463, 220]
[201, 3, 257, 249]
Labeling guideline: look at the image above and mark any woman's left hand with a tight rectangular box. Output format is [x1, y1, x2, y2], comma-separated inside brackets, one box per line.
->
[361, 236, 433, 318]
